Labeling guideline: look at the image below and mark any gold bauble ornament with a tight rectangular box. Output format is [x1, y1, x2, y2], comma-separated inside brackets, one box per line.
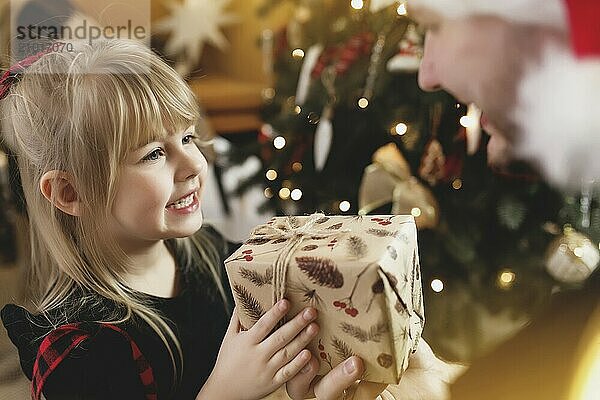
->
[545, 227, 600, 284]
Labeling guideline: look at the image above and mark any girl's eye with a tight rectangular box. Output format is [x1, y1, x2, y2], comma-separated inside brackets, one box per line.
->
[182, 134, 197, 145]
[142, 148, 165, 162]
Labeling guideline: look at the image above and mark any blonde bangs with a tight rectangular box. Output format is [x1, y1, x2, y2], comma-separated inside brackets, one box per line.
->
[114, 67, 202, 161]
[69, 50, 202, 165]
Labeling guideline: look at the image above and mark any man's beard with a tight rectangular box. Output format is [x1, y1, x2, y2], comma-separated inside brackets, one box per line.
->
[511, 43, 600, 191]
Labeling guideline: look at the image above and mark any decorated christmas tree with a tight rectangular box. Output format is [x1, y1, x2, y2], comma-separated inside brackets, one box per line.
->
[230, 0, 600, 361]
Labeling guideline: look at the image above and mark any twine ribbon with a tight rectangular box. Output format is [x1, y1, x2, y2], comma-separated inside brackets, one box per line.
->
[251, 213, 349, 310]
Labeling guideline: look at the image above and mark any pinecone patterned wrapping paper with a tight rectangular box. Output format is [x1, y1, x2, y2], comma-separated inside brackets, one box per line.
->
[224, 214, 424, 384]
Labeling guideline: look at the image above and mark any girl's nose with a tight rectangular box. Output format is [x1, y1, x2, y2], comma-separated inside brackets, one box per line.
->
[176, 149, 207, 182]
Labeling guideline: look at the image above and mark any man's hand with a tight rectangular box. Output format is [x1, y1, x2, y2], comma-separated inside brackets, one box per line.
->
[285, 338, 465, 400]
[382, 339, 467, 400]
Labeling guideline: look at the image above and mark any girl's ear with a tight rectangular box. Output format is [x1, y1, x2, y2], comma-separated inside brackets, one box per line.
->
[39, 170, 82, 217]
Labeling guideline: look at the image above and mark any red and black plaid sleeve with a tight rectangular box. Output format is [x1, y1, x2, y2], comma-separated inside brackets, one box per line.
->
[32, 322, 157, 400]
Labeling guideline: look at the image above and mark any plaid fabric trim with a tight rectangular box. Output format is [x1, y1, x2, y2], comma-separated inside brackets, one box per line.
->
[31, 323, 158, 400]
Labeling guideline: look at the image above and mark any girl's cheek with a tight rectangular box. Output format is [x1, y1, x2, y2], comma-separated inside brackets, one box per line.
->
[197, 185, 206, 201]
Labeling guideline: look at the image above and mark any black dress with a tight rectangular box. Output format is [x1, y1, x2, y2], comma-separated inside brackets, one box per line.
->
[1, 226, 237, 400]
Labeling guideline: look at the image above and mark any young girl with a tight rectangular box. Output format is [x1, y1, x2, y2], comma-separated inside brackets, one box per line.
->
[0, 39, 321, 400]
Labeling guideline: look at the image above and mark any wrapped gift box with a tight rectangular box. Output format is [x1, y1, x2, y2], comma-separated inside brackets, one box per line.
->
[224, 214, 424, 384]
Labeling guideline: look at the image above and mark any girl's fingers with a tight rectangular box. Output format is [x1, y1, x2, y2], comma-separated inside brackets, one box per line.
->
[313, 356, 365, 400]
[285, 355, 319, 400]
[273, 349, 312, 387]
[248, 299, 290, 343]
[261, 307, 317, 356]
[226, 308, 241, 336]
[270, 322, 319, 369]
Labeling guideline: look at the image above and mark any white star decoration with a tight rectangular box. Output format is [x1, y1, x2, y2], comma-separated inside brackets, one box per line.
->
[155, 0, 237, 76]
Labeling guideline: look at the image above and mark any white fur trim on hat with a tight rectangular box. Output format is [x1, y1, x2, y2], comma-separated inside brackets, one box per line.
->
[513, 44, 600, 190]
[410, 0, 567, 29]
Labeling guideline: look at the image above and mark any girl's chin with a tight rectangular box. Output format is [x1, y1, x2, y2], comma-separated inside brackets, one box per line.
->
[164, 216, 204, 238]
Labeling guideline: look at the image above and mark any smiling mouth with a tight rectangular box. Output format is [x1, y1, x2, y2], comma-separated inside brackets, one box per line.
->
[166, 191, 197, 210]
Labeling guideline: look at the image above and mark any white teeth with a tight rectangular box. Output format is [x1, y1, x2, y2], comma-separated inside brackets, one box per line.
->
[169, 193, 194, 209]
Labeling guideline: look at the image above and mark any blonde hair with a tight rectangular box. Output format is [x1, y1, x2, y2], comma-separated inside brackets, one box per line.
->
[0, 40, 229, 385]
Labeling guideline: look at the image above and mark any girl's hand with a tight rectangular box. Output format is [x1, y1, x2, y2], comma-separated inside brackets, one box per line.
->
[197, 300, 319, 400]
[285, 354, 371, 400]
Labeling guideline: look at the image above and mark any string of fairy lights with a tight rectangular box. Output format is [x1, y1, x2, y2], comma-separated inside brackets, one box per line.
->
[259, 0, 478, 214]
[258, 0, 469, 293]
[257, 0, 599, 295]
[260, 1, 417, 214]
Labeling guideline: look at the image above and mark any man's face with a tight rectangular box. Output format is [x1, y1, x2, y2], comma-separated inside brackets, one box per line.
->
[413, 7, 533, 166]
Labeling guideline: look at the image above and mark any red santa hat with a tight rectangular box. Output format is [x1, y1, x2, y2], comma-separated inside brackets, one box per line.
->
[564, 0, 600, 59]
[409, 0, 568, 29]
[412, 0, 600, 189]
[409, 0, 600, 56]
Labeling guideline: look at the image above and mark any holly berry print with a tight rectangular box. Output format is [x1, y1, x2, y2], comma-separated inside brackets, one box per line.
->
[332, 262, 376, 318]
[333, 299, 359, 317]
[318, 339, 334, 370]
[371, 217, 393, 226]
[227, 247, 284, 263]
[230, 249, 255, 262]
